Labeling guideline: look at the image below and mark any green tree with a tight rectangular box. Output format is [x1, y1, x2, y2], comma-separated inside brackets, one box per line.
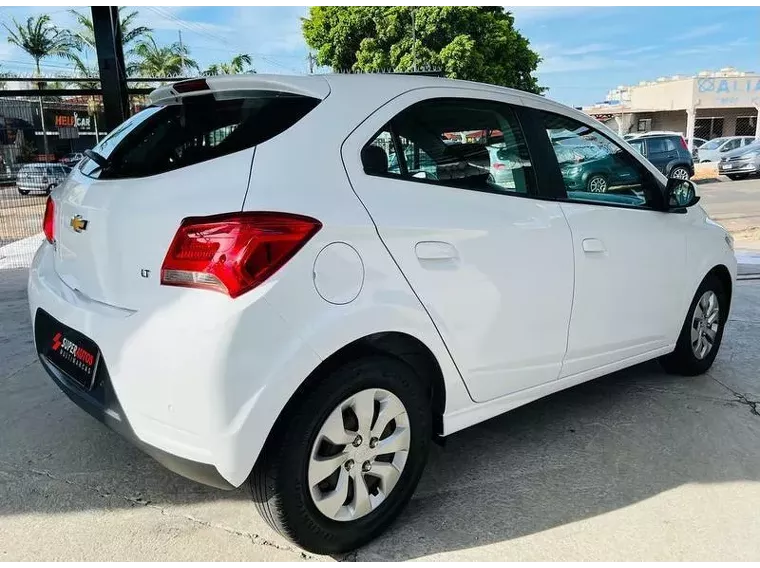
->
[69, 57, 99, 89]
[203, 53, 254, 76]
[302, 7, 543, 93]
[68, 8, 152, 52]
[132, 37, 198, 77]
[3, 14, 76, 75]
[68, 8, 152, 78]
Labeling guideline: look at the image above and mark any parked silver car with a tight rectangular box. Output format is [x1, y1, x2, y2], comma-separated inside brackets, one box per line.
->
[718, 141, 760, 180]
[695, 136, 757, 163]
[16, 163, 72, 195]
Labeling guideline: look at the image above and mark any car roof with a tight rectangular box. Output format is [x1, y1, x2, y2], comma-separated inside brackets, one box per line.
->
[150, 72, 587, 129]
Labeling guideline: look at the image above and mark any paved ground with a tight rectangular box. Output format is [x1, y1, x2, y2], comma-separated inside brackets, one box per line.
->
[1, 266, 760, 561]
[0, 187, 45, 248]
[698, 176, 760, 249]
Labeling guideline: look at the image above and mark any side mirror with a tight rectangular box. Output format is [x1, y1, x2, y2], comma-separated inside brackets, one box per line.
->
[666, 177, 700, 211]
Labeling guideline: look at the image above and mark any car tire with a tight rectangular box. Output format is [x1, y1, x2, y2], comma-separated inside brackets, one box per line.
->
[18, 189, 29, 195]
[587, 174, 607, 193]
[726, 174, 747, 181]
[250, 355, 432, 554]
[669, 166, 690, 180]
[659, 273, 727, 376]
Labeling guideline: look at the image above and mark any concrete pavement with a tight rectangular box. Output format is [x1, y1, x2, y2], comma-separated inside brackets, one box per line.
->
[1, 267, 760, 561]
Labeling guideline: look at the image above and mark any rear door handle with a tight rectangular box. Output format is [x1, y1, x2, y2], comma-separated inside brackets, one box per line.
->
[415, 241, 458, 260]
[582, 238, 606, 253]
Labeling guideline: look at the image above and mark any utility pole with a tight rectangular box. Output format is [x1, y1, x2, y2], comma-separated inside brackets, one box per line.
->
[307, 53, 316, 74]
[178, 30, 185, 74]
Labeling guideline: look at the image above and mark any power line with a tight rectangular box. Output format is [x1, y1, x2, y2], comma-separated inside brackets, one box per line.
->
[146, 6, 301, 73]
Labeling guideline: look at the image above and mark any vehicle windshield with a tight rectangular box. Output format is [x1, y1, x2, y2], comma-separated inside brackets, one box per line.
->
[701, 137, 729, 150]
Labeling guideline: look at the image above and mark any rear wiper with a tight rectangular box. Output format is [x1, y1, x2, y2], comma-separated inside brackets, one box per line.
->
[84, 149, 109, 169]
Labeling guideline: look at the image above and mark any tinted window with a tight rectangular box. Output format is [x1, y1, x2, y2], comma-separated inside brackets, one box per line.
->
[629, 140, 645, 155]
[541, 112, 660, 208]
[648, 137, 675, 153]
[81, 91, 320, 179]
[363, 98, 536, 195]
[701, 138, 727, 150]
[722, 139, 741, 152]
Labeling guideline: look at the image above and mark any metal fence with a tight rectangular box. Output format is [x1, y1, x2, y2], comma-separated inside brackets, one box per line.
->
[0, 89, 152, 269]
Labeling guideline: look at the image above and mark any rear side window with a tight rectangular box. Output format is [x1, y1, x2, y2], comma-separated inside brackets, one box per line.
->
[648, 138, 675, 153]
[363, 97, 537, 195]
[81, 91, 320, 179]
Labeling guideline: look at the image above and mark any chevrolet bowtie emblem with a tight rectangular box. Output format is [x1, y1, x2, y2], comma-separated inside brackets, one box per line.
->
[70, 215, 88, 233]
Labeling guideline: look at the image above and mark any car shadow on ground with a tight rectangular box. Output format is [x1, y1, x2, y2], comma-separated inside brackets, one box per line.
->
[2, 266, 759, 560]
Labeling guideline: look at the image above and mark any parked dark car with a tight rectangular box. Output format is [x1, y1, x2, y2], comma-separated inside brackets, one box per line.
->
[554, 142, 640, 192]
[627, 134, 694, 179]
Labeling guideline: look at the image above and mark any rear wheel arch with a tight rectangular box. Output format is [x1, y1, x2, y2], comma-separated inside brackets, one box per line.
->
[261, 331, 447, 465]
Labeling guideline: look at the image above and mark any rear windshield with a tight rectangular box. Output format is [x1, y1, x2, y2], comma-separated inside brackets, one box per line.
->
[81, 91, 320, 179]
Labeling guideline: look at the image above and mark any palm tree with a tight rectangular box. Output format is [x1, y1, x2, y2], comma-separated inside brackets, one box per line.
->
[69, 8, 152, 79]
[4, 15, 75, 76]
[68, 8, 152, 54]
[132, 37, 198, 77]
[203, 53, 254, 76]
[3, 15, 76, 157]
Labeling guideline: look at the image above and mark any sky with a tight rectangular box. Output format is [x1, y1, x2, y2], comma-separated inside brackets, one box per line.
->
[0, 6, 757, 107]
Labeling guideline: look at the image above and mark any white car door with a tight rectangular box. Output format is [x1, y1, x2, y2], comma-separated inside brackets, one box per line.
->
[533, 109, 688, 377]
[343, 90, 574, 403]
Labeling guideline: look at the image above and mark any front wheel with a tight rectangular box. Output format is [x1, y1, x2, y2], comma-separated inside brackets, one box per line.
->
[587, 174, 608, 193]
[660, 274, 727, 376]
[251, 355, 432, 554]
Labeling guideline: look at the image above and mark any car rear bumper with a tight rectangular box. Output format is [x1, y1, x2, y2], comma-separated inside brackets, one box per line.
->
[17, 182, 50, 192]
[28, 242, 322, 488]
[37, 342, 235, 490]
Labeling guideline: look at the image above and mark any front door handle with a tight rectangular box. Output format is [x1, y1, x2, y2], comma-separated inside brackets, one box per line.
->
[582, 238, 606, 253]
[415, 241, 458, 260]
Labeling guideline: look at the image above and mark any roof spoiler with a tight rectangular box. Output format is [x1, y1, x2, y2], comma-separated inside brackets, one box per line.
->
[148, 74, 331, 106]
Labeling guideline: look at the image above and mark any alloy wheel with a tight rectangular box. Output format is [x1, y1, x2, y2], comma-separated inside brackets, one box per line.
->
[588, 176, 607, 192]
[671, 167, 689, 180]
[308, 388, 410, 522]
[691, 290, 720, 359]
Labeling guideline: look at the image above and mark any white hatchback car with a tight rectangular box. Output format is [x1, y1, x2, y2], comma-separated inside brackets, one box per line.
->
[29, 74, 736, 553]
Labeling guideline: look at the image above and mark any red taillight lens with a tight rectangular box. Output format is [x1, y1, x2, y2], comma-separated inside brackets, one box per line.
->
[173, 78, 210, 93]
[492, 163, 505, 170]
[680, 137, 688, 150]
[43, 196, 55, 243]
[161, 212, 322, 298]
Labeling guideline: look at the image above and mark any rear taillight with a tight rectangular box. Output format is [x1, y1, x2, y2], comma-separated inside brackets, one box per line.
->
[680, 137, 688, 150]
[42, 196, 55, 243]
[492, 163, 505, 170]
[173, 78, 210, 93]
[161, 212, 321, 298]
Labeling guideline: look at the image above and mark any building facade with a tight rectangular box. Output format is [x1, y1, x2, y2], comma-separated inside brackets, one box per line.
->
[584, 68, 760, 150]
